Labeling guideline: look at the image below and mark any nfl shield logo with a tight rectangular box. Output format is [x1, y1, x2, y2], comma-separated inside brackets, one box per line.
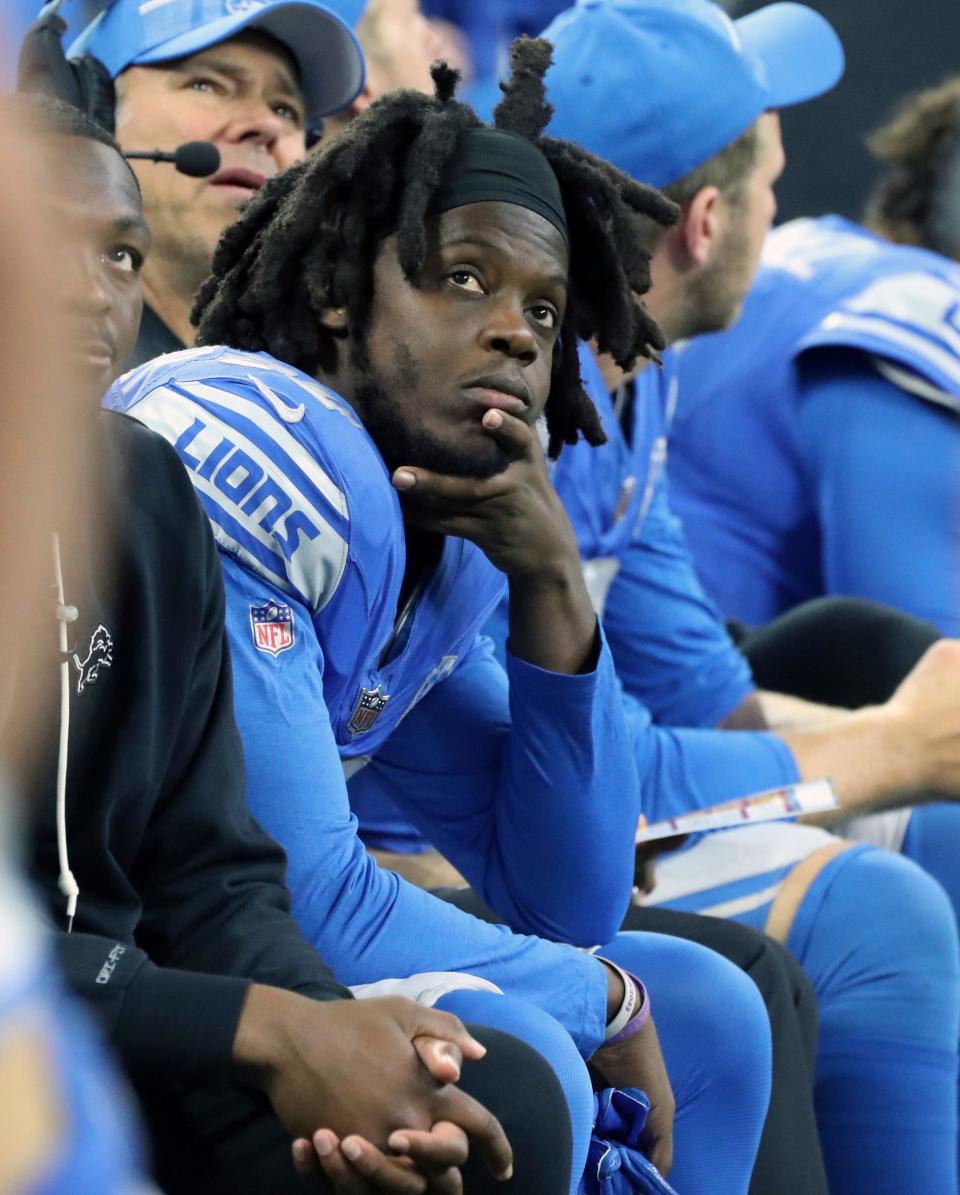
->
[250, 600, 295, 657]
[348, 686, 390, 736]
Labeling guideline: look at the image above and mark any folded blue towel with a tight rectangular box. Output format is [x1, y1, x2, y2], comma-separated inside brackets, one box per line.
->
[579, 1088, 680, 1195]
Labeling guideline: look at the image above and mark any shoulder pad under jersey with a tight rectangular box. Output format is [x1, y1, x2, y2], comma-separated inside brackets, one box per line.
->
[799, 269, 960, 412]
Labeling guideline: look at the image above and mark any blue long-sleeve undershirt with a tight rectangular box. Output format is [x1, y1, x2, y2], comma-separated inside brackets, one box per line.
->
[349, 630, 640, 947]
[479, 471, 799, 822]
[602, 475, 756, 729]
[598, 474, 799, 819]
[220, 554, 617, 1058]
[797, 351, 960, 636]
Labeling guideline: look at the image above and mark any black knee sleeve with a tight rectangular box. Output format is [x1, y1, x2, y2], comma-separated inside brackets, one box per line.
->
[459, 1025, 573, 1195]
[736, 596, 940, 706]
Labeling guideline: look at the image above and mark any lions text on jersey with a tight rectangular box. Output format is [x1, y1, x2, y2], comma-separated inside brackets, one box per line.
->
[109, 346, 508, 758]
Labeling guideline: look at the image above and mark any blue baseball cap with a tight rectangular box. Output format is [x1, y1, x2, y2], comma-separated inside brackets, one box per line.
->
[68, 0, 366, 124]
[543, 0, 844, 188]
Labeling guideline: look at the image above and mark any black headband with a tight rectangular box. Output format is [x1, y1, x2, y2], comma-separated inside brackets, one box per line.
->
[429, 127, 569, 247]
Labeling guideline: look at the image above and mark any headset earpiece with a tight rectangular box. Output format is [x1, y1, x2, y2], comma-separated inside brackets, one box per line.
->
[71, 52, 117, 133]
[17, 6, 117, 134]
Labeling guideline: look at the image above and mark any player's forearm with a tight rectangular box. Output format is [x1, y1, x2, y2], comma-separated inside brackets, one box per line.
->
[487, 633, 640, 945]
[780, 704, 920, 814]
[319, 851, 611, 1056]
[719, 688, 852, 732]
[506, 558, 600, 675]
[757, 689, 853, 731]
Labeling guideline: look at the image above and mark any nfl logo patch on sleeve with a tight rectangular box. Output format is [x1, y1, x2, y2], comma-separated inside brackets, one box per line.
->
[250, 600, 295, 657]
[348, 686, 390, 736]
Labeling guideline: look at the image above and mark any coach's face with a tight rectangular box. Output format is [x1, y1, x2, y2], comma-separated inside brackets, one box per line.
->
[40, 136, 150, 399]
[114, 32, 307, 288]
[328, 201, 568, 478]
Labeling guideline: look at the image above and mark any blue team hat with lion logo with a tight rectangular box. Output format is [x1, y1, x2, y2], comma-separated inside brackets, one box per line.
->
[68, 0, 365, 123]
[543, 0, 844, 188]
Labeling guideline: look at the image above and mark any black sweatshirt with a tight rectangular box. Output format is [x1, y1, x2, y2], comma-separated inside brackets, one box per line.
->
[28, 410, 349, 1084]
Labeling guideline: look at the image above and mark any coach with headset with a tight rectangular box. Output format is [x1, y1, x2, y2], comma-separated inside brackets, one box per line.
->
[60, 0, 364, 367]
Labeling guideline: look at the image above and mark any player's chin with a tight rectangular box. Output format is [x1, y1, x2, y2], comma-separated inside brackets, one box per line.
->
[444, 429, 512, 480]
[395, 415, 511, 479]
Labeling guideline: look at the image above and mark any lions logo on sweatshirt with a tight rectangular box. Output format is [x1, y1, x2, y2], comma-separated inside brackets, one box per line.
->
[72, 624, 114, 695]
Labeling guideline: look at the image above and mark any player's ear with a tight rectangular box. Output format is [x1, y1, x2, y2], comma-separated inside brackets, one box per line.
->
[319, 306, 348, 333]
[680, 184, 722, 268]
[347, 82, 376, 117]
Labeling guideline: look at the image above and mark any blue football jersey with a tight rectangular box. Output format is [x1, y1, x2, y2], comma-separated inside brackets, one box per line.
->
[553, 344, 755, 730]
[108, 346, 641, 1053]
[494, 344, 795, 824]
[555, 345, 674, 581]
[668, 216, 960, 629]
[109, 346, 506, 763]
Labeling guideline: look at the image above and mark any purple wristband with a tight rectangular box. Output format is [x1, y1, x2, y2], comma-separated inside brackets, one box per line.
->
[606, 973, 651, 1046]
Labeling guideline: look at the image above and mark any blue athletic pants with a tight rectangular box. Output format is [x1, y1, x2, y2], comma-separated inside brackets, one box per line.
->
[785, 845, 958, 1193]
[440, 929, 772, 1194]
[902, 802, 960, 1184]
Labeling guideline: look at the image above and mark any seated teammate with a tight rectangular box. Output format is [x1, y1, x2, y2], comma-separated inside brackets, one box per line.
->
[0, 96, 148, 1195]
[668, 78, 960, 637]
[538, 7, 960, 1193]
[348, 4, 960, 1192]
[111, 43, 777, 1194]
[19, 93, 586, 1195]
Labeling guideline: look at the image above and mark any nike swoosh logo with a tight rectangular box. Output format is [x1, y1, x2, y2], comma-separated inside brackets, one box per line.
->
[249, 374, 305, 423]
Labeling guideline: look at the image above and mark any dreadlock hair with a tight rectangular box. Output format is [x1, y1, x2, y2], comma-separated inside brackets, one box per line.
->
[194, 37, 677, 457]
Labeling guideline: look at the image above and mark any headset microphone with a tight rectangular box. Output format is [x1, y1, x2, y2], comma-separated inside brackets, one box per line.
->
[125, 142, 221, 178]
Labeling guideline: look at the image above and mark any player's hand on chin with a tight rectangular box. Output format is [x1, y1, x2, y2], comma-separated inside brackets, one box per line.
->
[391, 408, 580, 583]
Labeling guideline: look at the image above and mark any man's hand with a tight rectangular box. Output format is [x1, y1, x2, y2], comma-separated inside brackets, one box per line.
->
[589, 1016, 675, 1177]
[883, 638, 960, 792]
[634, 835, 688, 898]
[591, 963, 674, 1176]
[780, 638, 960, 813]
[233, 987, 512, 1182]
[292, 1124, 470, 1193]
[393, 410, 598, 674]
[392, 409, 579, 582]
